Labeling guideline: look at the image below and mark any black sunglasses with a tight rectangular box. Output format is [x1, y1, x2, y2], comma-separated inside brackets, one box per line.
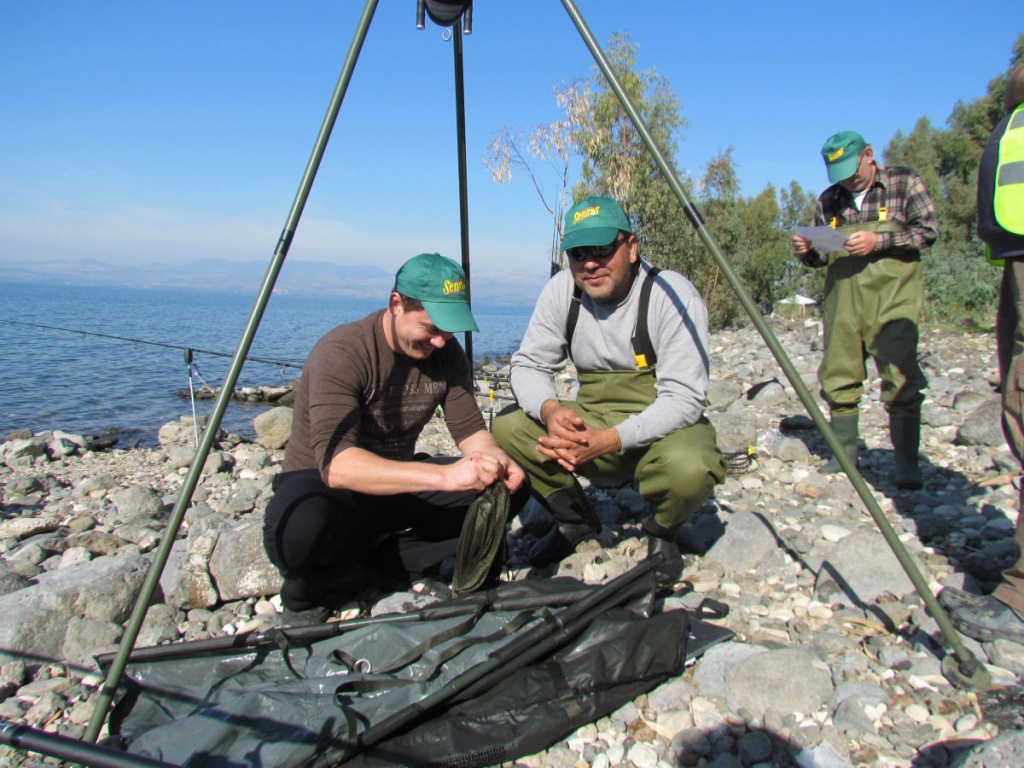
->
[566, 235, 630, 263]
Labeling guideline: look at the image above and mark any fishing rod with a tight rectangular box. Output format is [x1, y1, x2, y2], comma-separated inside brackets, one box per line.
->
[0, 318, 305, 370]
[3, 318, 514, 379]
[92, 579, 604, 666]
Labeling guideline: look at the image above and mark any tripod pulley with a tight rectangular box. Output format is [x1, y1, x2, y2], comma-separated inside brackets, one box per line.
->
[417, 0, 472, 33]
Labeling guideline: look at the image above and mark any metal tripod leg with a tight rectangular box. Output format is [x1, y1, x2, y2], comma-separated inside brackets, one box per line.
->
[559, 0, 989, 693]
[83, 0, 384, 743]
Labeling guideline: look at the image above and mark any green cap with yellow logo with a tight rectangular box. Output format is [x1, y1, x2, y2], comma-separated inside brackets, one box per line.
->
[394, 253, 479, 333]
[560, 195, 632, 251]
[821, 130, 867, 183]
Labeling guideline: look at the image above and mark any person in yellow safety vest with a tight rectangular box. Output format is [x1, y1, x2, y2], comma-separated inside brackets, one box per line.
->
[792, 131, 939, 490]
[940, 65, 1024, 646]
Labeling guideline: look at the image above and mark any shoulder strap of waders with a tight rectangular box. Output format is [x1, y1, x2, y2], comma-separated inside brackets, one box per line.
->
[565, 284, 583, 362]
[565, 267, 662, 370]
[631, 267, 661, 371]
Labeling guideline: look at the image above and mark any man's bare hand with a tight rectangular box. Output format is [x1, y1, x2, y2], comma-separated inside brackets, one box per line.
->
[456, 431, 526, 493]
[792, 233, 824, 267]
[499, 458, 527, 493]
[843, 230, 878, 256]
[791, 233, 811, 256]
[444, 451, 505, 492]
[542, 403, 589, 444]
[536, 402, 621, 471]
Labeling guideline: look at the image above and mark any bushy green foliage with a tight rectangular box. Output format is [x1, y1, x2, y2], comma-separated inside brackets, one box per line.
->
[883, 33, 1021, 327]
[490, 31, 1024, 332]
[920, 241, 1000, 329]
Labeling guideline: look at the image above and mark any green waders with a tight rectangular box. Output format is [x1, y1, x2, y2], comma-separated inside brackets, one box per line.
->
[818, 220, 927, 482]
[819, 412, 859, 474]
[492, 369, 727, 533]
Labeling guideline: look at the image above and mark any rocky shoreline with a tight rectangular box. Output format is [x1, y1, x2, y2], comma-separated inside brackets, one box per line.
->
[2, 317, 1023, 767]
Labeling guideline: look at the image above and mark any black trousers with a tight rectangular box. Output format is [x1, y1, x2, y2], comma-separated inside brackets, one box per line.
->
[263, 460, 526, 610]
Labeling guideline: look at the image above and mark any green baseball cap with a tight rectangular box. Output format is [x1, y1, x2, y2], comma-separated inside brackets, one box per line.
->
[393, 253, 479, 333]
[559, 195, 632, 251]
[821, 130, 868, 183]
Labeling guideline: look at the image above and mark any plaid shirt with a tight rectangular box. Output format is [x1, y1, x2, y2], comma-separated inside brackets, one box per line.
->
[812, 164, 939, 257]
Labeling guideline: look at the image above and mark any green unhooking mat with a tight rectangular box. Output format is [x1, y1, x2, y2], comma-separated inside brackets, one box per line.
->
[102, 561, 732, 767]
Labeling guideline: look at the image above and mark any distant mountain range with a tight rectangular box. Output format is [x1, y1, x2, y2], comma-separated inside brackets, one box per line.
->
[0, 257, 549, 307]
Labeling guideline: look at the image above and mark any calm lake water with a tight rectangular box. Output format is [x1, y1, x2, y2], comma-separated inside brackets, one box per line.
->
[0, 281, 532, 447]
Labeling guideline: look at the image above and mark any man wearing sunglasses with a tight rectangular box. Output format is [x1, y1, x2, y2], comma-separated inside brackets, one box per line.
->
[263, 253, 527, 620]
[493, 196, 726, 583]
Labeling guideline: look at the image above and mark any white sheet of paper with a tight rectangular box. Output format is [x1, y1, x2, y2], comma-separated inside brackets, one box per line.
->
[794, 225, 848, 253]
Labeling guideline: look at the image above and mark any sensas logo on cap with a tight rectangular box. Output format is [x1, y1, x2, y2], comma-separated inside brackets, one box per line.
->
[443, 278, 466, 295]
[572, 205, 600, 225]
[827, 147, 846, 163]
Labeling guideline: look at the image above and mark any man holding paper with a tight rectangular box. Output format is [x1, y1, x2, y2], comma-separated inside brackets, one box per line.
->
[791, 131, 939, 489]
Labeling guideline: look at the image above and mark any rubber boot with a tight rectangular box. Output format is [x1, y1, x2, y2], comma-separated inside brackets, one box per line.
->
[528, 482, 600, 566]
[820, 413, 859, 474]
[642, 518, 684, 589]
[890, 413, 923, 490]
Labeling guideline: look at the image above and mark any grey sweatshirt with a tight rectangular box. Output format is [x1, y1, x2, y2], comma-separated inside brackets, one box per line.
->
[510, 261, 711, 450]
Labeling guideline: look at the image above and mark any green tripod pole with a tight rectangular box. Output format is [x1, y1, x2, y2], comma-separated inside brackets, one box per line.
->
[453, 16, 473, 364]
[559, 0, 989, 693]
[83, 0, 383, 743]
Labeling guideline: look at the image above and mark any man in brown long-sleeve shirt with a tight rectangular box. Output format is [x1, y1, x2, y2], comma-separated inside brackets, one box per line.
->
[263, 253, 525, 618]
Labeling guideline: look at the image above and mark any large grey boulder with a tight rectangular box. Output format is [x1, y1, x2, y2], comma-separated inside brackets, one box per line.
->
[111, 484, 165, 523]
[253, 406, 293, 450]
[0, 555, 150, 665]
[61, 617, 124, 671]
[950, 730, 1024, 767]
[707, 412, 757, 456]
[692, 642, 768, 698]
[0, 562, 32, 597]
[0, 516, 61, 542]
[814, 531, 924, 606]
[725, 647, 833, 722]
[703, 511, 779, 576]
[208, 519, 282, 601]
[4, 437, 48, 469]
[956, 399, 1005, 447]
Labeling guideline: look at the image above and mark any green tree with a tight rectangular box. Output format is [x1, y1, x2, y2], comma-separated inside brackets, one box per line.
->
[567, 33, 743, 327]
[572, 32, 687, 212]
[882, 33, 1024, 325]
[484, 80, 591, 274]
[778, 181, 816, 232]
[737, 184, 792, 315]
[885, 33, 1024, 247]
[921, 240, 1000, 329]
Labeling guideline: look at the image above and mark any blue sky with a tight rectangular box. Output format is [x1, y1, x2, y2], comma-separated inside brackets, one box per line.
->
[1, 2, 1019, 279]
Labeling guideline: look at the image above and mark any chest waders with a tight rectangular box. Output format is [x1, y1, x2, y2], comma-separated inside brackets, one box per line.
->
[818, 219, 926, 488]
[492, 270, 726, 563]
